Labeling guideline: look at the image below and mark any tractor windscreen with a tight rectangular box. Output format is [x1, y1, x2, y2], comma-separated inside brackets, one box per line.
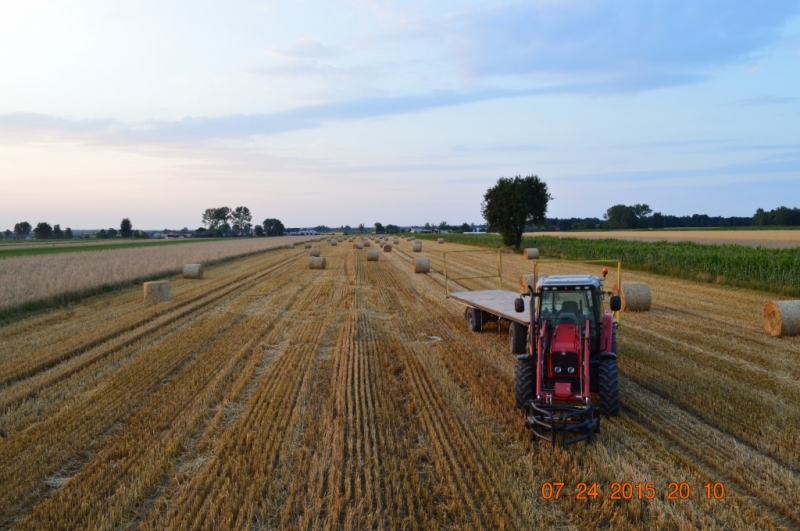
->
[540, 289, 599, 334]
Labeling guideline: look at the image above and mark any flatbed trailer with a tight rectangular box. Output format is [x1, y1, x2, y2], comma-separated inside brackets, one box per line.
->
[448, 289, 529, 326]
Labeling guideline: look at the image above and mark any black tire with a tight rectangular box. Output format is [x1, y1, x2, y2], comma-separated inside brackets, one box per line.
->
[465, 308, 482, 332]
[509, 322, 527, 354]
[514, 358, 536, 409]
[598, 358, 620, 416]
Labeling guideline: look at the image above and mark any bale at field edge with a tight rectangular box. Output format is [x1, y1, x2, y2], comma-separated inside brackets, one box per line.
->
[764, 300, 800, 337]
[524, 248, 539, 260]
[182, 263, 204, 279]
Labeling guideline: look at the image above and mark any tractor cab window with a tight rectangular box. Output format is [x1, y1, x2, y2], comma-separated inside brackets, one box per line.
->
[540, 289, 598, 330]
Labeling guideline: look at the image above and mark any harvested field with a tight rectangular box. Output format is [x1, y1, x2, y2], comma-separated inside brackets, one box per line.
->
[527, 230, 800, 249]
[0, 240, 798, 530]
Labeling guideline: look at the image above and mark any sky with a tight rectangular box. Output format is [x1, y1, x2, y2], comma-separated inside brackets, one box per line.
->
[1, 0, 799, 230]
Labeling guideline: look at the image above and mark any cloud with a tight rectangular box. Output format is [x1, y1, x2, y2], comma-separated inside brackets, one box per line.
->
[452, 143, 542, 153]
[448, 1, 800, 90]
[0, 85, 592, 145]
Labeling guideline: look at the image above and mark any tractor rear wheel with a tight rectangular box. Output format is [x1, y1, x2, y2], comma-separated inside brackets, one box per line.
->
[514, 358, 535, 409]
[598, 358, 620, 416]
[509, 322, 527, 354]
[465, 308, 482, 332]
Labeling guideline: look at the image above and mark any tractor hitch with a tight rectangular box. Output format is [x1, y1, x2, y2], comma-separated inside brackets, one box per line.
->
[526, 403, 599, 446]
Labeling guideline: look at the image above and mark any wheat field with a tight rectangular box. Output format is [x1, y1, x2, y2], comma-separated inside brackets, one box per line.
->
[0, 238, 797, 530]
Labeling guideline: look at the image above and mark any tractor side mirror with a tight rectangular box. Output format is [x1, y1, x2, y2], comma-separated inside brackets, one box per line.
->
[514, 297, 525, 313]
[610, 296, 621, 312]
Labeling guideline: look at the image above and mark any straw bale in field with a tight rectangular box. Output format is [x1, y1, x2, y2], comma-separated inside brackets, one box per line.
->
[438, 238, 444, 244]
[330, 239, 337, 246]
[764, 300, 800, 337]
[304, 242, 312, 248]
[364, 240, 371, 247]
[393, 238, 399, 244]
[612, 282, 651, 312]
[383, 244, 392, 252]
[357, 243, 363, 250]
[524, 248, 539, 260]
[309, 256, 327, 270]
[412, 257, 430, 273]
[310, 247, 321, 257]
[182, 264, 204, 279]
[143, 281, 171, 303]
[286, 243, 294, 249]
[366, 250, 379, 261]
[413, 242, 422, 252]
[518, 274, 536, 294]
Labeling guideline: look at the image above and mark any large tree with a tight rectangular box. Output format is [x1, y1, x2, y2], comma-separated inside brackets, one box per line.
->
[604, 203, 652, 229]
[34, 222, 54, 240]
[481, 175, 551, 248]
[120, 218, 133, 238]
[53, 224, 64, 239]
[230, 206, 252, 236]
[202, 207, 231, 230]
[262, 218, 285, 237]
[14, 221, 32, 236]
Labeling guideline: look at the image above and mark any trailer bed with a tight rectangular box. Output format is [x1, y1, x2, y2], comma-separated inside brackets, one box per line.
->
[448, 290, 530, 325]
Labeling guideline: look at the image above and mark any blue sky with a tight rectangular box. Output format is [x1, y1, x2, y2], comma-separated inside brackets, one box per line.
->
[1, 1, 799, 229]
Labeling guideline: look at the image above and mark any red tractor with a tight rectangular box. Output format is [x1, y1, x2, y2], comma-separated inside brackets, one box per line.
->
[513, 274, 621, 445]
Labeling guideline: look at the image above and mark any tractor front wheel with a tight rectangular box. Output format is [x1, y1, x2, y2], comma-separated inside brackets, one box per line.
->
[514, 358, 535, 409]
[598, 358, 620, 416]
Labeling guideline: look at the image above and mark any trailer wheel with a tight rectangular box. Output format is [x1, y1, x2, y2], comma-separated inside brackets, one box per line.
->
[465, 308, 482, 332]
[509, 322, 527, 354]
[598, 358, 620, 416]
[514, 358, 535, 409]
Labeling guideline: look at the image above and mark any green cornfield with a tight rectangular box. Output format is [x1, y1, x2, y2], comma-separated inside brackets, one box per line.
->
[418, 233, 800, 296]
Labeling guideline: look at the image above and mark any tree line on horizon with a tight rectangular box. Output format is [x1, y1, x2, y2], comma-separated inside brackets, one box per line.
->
[4, 202, 799, 242]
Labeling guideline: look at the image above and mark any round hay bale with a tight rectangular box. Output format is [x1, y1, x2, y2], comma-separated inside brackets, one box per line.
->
[364, 240, 371, 247]
[407, 237, 413, 241]
[393, 237, 399, 244]
[309, 256, 327, 270]
[330, 239, 337, 246]
[764, 300, 800, 337]
[612, 282, 652, 312]
[143, 281, 171, 303]
[518, 274, 535, 294]
[413, 242, 422, 252]
[357, 242, 364, 250]
[412, 257, 430, 274]
[366, 250, 379, 261]
[524, 248, 539, 260]
[438, 238, 444, 244]
[309, 247, 321, 257]
[286, 243, 294, 249]
[182, 264, 204, 279]
[304, 242, 312, 248]
[383, 244, 392, 252]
